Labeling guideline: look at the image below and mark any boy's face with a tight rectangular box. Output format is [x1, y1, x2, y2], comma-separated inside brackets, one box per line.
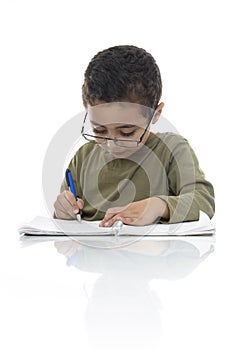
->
[84, 102, 162, 158]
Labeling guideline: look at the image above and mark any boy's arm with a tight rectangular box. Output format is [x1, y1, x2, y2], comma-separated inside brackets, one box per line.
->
[157, 137, 215, 223]
[100, 137, 215, 227]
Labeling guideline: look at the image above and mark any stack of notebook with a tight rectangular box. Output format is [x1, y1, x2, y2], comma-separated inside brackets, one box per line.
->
[18, 211, 215, 236]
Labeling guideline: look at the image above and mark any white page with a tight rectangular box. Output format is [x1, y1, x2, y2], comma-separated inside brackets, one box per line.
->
[18, 216, 112, 235]
[18, 211, 215, 236]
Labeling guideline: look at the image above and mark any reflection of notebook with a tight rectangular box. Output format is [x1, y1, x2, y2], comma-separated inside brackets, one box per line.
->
[18, 211, 215, 236]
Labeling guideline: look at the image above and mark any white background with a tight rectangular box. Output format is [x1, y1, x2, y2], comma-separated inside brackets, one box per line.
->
[0, 1, 236, 349]
[1, 0, 236, 222]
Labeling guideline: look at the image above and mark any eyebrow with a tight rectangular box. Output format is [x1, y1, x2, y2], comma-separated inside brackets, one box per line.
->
[91, 121, 136, 129]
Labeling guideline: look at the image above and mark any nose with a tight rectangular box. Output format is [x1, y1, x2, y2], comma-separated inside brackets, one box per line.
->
[106, 139, 118, 148]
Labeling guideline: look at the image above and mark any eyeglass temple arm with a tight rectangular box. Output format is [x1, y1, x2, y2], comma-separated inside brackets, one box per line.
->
[81, 111, 88, 134]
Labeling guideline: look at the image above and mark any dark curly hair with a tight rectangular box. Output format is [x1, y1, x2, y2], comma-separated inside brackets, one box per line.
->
[82, 45, 162, 109]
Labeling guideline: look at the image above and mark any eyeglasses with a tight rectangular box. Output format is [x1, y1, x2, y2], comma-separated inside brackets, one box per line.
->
[81, 111, 154, 148]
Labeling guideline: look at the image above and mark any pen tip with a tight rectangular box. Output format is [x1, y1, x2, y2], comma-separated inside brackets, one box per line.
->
[76, 213, 81, 223]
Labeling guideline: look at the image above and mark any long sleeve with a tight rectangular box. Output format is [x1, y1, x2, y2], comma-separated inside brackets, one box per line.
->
[157, 135, 215, 223]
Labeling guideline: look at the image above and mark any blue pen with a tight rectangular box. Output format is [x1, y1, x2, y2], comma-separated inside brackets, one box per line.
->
[65, 168, 81, 223]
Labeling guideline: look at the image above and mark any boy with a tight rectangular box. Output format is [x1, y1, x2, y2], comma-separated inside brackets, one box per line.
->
[54, 45, 215, 227]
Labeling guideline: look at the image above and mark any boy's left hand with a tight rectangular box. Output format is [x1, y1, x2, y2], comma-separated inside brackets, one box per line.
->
[99, 197, 169, 227]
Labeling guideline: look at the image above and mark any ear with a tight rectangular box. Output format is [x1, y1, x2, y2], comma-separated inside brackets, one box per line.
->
[152, 102, 164, 124]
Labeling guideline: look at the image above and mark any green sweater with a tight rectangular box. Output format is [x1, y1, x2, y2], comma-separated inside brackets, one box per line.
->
[60, 132, 215, 223]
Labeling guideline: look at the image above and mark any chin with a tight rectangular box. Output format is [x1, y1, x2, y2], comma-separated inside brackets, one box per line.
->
[100, 145, 137, 158]
[110, 151, 129, 158]
[110, 149, 137, 158]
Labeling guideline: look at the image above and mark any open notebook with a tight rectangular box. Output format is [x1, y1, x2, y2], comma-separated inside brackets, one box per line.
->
[18, 211, 215, 236]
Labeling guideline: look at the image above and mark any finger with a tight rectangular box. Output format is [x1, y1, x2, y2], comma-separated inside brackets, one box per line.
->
[58, 193, 77, 218]
[55, 200, 75, 219]
[55, 207, 75, 220]
[99, 212, 117, 227]
[54, 198, 70, 217]
[100, 205, 127, 226]
[122, 217, 140, 225]
[64, 190, 77, 206]
[64, 191, 79, 212]
[101, 215, 126, 228]
[107, 215, 141, 227]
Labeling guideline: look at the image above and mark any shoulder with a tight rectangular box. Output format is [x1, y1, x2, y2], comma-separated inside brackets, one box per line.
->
[149, 132, 190, 152]
[155, 132, 188, 145]
[68, 141, 99, 168]
[74, 141, 98, 159]
[146, 132, 199, 166]
[154, 132, 201, 169]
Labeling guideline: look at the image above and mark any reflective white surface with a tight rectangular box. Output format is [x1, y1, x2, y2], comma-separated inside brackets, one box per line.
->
[1, 228, 237, 350]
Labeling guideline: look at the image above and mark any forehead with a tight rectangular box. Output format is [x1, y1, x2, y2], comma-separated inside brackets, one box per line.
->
[87, 102, 153, 126]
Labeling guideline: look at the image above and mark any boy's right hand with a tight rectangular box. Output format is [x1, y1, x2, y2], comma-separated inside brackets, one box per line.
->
[54, 191, 84, 220]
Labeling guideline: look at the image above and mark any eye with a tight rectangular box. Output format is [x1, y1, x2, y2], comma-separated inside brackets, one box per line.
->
[93, 128, 107, 135]
[120, 130, 136, 137]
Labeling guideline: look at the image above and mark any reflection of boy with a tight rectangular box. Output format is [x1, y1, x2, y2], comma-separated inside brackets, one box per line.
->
[54, 45, 215, 225]
[54, 238, 210, 349]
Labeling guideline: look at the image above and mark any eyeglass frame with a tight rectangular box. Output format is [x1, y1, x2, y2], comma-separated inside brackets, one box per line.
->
[81, 110, 155, 148]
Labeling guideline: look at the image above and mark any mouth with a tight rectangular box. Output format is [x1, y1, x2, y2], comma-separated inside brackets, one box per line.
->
[100, 144, 133, 158]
